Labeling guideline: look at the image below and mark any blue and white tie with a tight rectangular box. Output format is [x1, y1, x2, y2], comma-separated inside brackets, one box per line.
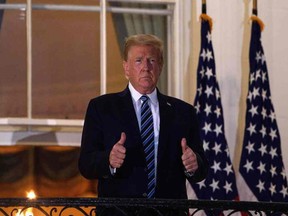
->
[140, 95, 156, 198]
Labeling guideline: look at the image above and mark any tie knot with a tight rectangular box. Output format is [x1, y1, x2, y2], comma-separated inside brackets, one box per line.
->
[140, 95, 149, 102]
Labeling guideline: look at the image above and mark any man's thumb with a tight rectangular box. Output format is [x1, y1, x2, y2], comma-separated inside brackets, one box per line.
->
[118, 132, 126, 145]
[181, 138, 187, 154]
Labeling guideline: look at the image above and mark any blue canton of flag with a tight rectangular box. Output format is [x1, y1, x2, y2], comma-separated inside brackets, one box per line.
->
[192, 15, 239, 201]
[239, 17, 288, 202]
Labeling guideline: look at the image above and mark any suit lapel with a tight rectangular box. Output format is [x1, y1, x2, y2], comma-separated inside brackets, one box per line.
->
[157, 92, 174, 168]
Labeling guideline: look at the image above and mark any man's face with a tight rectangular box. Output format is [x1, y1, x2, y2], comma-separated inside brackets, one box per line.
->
[123, 45, 162, 94]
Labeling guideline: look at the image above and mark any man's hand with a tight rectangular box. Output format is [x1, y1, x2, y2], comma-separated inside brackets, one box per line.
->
[109, 132, 126, 168]
[181, 138, 198, 173]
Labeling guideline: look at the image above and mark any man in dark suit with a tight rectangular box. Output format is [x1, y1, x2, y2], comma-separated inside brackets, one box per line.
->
[79, 34, 208, 215]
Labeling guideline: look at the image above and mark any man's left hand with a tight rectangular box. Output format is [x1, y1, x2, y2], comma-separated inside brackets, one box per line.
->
[181, 138, 198, 174]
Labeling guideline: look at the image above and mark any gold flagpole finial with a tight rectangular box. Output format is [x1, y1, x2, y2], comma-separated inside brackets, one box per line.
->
[200, 0, 212, 31]
[251, 0, 264, 32]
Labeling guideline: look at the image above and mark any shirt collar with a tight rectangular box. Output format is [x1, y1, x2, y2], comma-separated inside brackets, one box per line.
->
[128, 83, 158, 105]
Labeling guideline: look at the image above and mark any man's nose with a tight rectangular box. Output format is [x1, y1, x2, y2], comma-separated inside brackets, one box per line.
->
[143, 60, 152, 70]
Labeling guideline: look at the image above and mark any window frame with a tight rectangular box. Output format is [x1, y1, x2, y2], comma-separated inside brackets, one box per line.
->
[0, 0, 190, 145]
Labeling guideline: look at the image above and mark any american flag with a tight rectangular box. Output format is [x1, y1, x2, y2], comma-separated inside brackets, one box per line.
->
[191, 15, 239, 202]
[239, 16, 288, 202]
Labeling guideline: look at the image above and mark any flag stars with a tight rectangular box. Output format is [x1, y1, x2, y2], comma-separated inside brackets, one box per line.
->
[255, 51, 262, 63]
[200, 66, 205, 78]
[195, 102, 201, 114]
[252, 87, 260, 99]
[209, 179, 220, 192]
[245, 141, 255, 154]
[224, 147, 230, 157]
[269, 128, 278, 141]
[256, 180, 266, 193]
[262, 71, 267, 83]
[205, 67, 214, 80]
[250, 72, 255, 84]
[200, 49, 207, 61]
[197, 85, 203, 97]
[211, 161, 221, 174]
[249, 105, 258, 117]
[258, 143, 268, 156]
[202, 122, 212, 135]
[269, 147, 278, 159]
[247, 91, 253, 101]
[281, 168, 287, 180]
[262, 89, 267, 101]
[203, 140, 210, 152]
[214, 124, 223, 137]
[244, 159, 254, 173]
[215, 89, 220, 100]
[204, 104, 212, 116]
[205, 85, 214, 98]
[260, 125, 267, 138]
[206, 32, 212, 43]
[269, 111, 276, 122]
[269, 183, 276, 196]
[280, 186, 288, 198]
[214, 106, 221, 118]
[223, 181, 233, 194]
[197, 180, 206, 190]
[224, 163, 233, 176]
[261, 107, 267, 119]
[206, 49, 213, 62]
[257, 162, 266, 175]
[212, 142, 222, 155]
[255, 69, 261, 81]
[247, 123, 257, 136]
[270, 165, 277, 177]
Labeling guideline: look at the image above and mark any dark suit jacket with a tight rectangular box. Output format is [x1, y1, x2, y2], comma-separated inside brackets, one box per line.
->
[79, 87, 208, 199]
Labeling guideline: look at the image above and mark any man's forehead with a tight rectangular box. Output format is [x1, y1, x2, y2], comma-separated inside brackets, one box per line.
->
[128, 45, 159, 56]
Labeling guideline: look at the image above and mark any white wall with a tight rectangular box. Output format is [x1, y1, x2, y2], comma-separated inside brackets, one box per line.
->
[184, 0, 288, 176]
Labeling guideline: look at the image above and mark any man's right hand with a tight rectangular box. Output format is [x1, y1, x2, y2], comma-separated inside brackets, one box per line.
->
[109, 132, 126, 168]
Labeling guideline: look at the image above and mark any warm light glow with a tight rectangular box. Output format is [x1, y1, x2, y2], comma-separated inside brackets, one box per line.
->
[15, 190, 36, 216]
[25, 208, 33, 216]
[16, 208, 33, 216]
[26, 190, 36, 200]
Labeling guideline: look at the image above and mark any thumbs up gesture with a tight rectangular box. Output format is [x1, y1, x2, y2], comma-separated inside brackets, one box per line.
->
[181, 138, 198, 174]
[109, 132, 126, 169]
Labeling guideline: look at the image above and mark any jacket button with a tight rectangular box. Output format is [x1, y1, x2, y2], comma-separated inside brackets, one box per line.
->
[142, 193, 147, 197]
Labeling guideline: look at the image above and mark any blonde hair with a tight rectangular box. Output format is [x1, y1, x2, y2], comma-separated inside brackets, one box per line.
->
[123, 34, 164, 67]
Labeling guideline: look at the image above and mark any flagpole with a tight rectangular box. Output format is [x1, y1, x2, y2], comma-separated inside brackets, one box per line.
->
[252, 0, 257, 16]
[202, 0, 206, 14]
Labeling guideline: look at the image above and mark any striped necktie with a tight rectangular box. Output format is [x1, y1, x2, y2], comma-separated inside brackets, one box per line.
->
[140, 95, 156, 198]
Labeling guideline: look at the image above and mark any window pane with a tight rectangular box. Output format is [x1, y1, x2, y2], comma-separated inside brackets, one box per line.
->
[106, 11, 127, 93]
[0, 9, 27, 117]
[31, 2, 100, 119]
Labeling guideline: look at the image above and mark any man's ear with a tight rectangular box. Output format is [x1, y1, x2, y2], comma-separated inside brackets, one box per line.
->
[123, 61, 129, 79]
